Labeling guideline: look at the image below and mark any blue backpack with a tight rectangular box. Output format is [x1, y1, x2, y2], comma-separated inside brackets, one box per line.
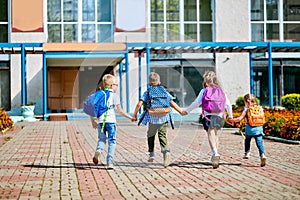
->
[83, 90, 110, 118]
[147, 85, 171, 109]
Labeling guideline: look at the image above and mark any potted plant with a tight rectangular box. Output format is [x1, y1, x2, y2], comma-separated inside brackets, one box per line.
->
[21, 102, 36, 122]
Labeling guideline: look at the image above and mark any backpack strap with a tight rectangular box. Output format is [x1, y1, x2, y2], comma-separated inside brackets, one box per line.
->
[101, 89, 111, 132]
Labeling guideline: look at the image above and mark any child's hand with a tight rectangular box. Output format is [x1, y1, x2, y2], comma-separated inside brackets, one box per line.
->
[182, 111, 188, 115]
[91, 120, 98, 129]
[131, 116, 137, 122]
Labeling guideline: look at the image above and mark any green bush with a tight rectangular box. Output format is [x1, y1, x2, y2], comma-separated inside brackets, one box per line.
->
[281, 93, 300, 110]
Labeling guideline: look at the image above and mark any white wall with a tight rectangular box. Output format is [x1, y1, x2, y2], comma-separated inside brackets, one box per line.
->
[215, 0, 251, 104]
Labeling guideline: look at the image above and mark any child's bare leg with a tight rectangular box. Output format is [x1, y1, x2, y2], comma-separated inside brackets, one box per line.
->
[214, 128, 219, 151]
[207, 129, 214, 150]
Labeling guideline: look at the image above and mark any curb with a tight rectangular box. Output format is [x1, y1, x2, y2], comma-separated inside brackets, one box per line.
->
[233, 131, 300, 145]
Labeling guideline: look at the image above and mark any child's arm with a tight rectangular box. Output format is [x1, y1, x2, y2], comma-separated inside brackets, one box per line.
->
[231, 110, 247, 123]
[90, 116, 98, 129]
[132, 100, 144, 121]
[116, 104, 133, 120]
[170, 101, 183, 115]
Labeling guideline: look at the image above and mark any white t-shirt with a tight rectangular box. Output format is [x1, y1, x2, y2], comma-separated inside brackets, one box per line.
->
[98, 91, 120, 123]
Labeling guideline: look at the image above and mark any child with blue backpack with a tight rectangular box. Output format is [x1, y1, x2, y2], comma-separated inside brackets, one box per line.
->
[132, 72, 183, 167]
[182, 71, 233, 169]
[90, 74, 133, 170]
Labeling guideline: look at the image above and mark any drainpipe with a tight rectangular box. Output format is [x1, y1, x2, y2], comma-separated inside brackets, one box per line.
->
[138, 51, 142, 113]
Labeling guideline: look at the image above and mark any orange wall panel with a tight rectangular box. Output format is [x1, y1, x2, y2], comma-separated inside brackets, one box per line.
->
[12, 0, 43, 32]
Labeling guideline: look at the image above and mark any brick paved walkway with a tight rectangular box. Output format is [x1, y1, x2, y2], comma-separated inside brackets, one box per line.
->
[0, 120, 299, 199]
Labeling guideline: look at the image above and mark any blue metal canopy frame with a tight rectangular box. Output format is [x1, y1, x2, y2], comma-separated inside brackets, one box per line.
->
[2, 41, 300, 118]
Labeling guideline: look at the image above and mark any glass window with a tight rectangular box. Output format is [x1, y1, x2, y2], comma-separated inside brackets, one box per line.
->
[184, 0, 197, 21]
[284, 23, 300, 41]
[0, 25, 8, 42]
[151, 24, 164, 42]
[284, 0, 300, 21]
[167, 23, 180, 41]
[251, 0, 264, 21]
[98, 24, 112, 42]
[184, 24, 197, 41]
[166, 0, 179, 21]
[200, 0, 212, 21]
[200, 24, 212, 41]
[98, 0, 111, 22]
[267, 0, 278, 20]
[0, 62, 10, 110]
[0, 0, 8, 22]
[48, 0, 61, 22]
[48, 24, 61, 42]
[267, 23, 279, 40]
[82, 0, 95, 21]
[252, 23, 264, 41]
[151, 0, 164, 21]
[64, 24, 77, 42]
[63, 0, 78, 22]
[82, 24, 95, 42]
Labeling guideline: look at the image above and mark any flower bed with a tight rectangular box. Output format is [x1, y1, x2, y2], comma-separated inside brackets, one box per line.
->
[0, 108, 13, 133]
[228, 107, 300, 141]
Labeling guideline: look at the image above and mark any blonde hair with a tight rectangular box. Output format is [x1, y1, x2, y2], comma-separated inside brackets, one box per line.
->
[202, 71, 221, 87]
[244, 94, 257, 105]
[102, 74, 116, 87]
[149, 72, 161, 85]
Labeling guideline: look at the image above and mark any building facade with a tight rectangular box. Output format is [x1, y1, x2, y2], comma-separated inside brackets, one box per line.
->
[0, 0, 299, 116]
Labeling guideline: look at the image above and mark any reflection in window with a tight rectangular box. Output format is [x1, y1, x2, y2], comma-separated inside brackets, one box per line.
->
[200, 24, 212, 41]
[83, 0, 95, 21]
[166, 0, 179, 21]
[200, 0, 212, 21]
[151, 0, 164, 21]
[284, 24, 300, 41]
[82, 24, 95, 42]
[0, 25, 8, 42]
[184, 0, 196, 21]
[251, 23, 264, 41]
[267, 0, 278, 20]
[151, 0, 213, 42]
[151, 24, 164, 42]
[267, 23, 279, 41]
[167, 24, 180, 41]
[64, 0, 78, 22]
[48, 24, 61, 42]
[284, 0, 300, 21]
[97, 24, 112, 42]
[98, 0, 111, 22]
[64, 24, 77, 42]
[251, 0, 264, 21]
[185, 24, 197, 41]
[48, 0, 61, 22]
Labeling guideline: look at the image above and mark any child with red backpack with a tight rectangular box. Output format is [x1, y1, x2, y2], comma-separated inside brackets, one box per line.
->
[182, 71, 233, 169]
[229, 94, 267, 167]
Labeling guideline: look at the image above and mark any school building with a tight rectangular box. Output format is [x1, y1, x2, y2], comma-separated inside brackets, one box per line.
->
[0, 0, 299, 119]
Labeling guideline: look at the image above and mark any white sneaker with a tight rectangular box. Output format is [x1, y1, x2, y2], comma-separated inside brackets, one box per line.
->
[212, 154, 220, 169]
[107, 163, 114, 170]
[93, 150, 100, 165]
[163, 152, 170, 168]
[260, 154, 267, 167]
[243, 152, 250, 159]
[148, 152, 155, 162]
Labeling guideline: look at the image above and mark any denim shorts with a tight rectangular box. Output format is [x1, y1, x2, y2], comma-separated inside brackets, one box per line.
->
[201, 115, 223, 132]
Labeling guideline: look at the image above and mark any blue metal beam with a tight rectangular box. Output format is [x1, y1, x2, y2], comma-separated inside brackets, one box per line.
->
[119, 62, 123, 109]
[21, 44, 26, 105]
[268, 42, 274, 107]
[42, 52, 47, 119]
[146, 47, 150, 88]
[249, 52, 254, 94]
[138, 51, 142, 113]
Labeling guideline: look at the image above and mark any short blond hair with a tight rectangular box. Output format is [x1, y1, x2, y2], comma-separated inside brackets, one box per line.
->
[102, 74, 116, 87]
[149, 72, 160, 85]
